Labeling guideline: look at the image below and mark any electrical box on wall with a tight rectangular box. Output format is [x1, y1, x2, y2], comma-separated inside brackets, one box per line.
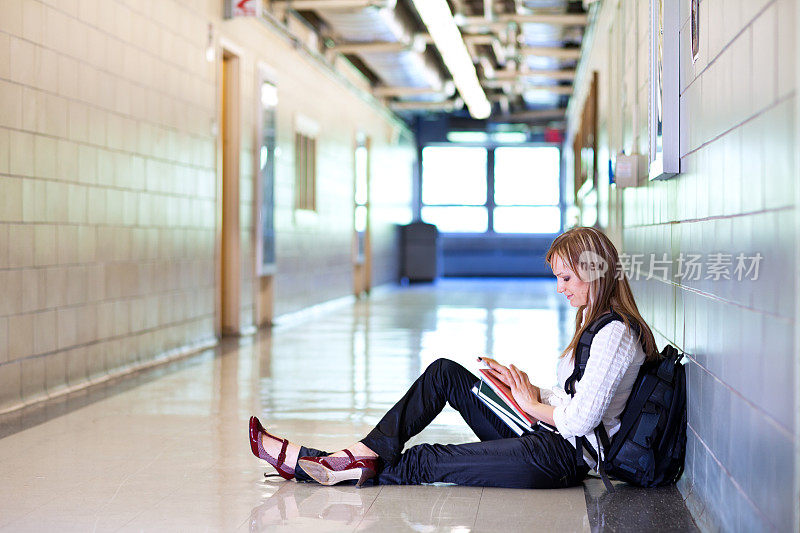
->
[614, 154, 646, 188]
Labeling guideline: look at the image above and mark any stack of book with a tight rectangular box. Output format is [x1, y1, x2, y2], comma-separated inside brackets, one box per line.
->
[471, 365, 537, 436]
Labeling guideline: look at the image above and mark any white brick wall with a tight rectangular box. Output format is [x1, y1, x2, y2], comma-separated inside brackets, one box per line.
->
[567, 0, 797, 530]
[0, 0, 413, 412]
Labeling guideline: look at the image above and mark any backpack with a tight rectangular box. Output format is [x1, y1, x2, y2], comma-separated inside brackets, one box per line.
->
[564, 309, 687, 491]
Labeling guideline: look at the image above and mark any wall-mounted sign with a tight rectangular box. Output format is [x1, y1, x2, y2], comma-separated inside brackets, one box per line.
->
[225, 0, 261, 18]
[649, 0, 680, 180]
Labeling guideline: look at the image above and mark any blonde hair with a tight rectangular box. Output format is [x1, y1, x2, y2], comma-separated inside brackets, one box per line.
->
[545, 227, 659, 362]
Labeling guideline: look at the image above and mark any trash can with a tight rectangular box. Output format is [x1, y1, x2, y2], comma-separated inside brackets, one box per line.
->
[401, 222, 439, 282]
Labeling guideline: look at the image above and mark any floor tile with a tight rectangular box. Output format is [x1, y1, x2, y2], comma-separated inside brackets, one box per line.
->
[474, 486, 590, 531]
[0, 279, 696, 531]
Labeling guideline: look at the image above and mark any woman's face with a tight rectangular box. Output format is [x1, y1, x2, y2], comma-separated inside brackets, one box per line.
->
[551, 255, 591, 307]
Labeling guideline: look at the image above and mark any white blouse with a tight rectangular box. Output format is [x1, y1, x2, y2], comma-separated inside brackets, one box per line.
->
[539, 320, 645, 469]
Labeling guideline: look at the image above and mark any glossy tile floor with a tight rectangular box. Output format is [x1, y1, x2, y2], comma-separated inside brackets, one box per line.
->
[0, 279, 696, 532]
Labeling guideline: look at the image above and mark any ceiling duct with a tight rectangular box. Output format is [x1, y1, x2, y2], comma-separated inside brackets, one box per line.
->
[515, 0, 578, 109]
[316, 6, 447, 101]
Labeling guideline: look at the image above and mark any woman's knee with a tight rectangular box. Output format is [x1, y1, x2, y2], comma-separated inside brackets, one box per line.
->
[426, 357, 463, 376]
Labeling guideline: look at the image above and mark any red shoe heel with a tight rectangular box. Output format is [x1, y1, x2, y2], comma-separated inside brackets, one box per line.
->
[298, 449, 378, 488]
[248, 416, 295, 480]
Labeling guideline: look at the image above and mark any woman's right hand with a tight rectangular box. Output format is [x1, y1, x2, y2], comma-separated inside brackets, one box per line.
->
[477, 357, 513, 387]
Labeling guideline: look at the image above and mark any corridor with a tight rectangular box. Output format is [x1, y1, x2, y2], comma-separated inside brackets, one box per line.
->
[0, 279, 695, 531]
[1, 0, 798, 529]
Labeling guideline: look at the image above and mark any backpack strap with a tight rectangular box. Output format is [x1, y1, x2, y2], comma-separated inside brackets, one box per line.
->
[564, 310, 626, 395]
[566, 309, 640, 493]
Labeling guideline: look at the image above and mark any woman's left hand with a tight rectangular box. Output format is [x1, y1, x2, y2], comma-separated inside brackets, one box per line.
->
[507, 364, 541, 414]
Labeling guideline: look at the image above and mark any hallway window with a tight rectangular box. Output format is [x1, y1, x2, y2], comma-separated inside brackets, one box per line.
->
[493, 146, 560, 233]
[420, 206, 488, 233]
[421, 146, 488, 232]
[420, 144, 561, 234]
[354, 134, 369, 262]
[258, 78, 277, 273]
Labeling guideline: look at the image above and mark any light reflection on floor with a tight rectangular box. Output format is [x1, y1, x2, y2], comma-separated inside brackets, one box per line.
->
[0, 278, 597, 532]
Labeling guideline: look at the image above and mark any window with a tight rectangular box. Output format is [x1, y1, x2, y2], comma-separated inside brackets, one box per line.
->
[493, 146, 561, 233]
[421, 146, 487, 232]
[420, 144, 561, 234]
[257, 77, 277, 273]
[421, 206, 488, 233]
[295, 132, 316, 210]
[354, 135, 368, 262]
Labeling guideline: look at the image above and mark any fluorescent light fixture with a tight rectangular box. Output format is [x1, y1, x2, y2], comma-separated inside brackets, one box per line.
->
[447, 131, 489, 143]
[410, 0, 491, 119]
[491, 131, 527, 143]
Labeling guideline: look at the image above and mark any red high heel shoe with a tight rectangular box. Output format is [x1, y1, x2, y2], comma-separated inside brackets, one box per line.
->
[298, 449, 378, 488]
[248, 416, 295, 480]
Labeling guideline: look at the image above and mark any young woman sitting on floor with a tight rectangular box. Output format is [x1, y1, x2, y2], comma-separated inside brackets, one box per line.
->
[248, 226, 659, 489]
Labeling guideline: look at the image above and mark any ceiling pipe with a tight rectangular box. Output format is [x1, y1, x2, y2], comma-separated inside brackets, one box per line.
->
[456, 13, 589, 29]
[463, 34, 507, 65]
[463, 34, 495, 45]
[491, 38, 507, 65]
[273, 0, 395, 10]
[520, 46, 581, 60]
[478, 56, 495, 79]
[454, 20, 508, 32]
[501, 13, 589, 25]
[483, 80, 573, 94]
[520, 84, 573, 95]
[498, 95, 510, 114]
[373, 84, 455, 97]
[390, 99, 462, 111]
[333, 41, 411, 54]
[465, 39, 479, 60]
[491, 68, 576, 81]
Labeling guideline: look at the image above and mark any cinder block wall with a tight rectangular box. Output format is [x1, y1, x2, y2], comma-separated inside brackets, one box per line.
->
[0, 0, 413, 412]
[566, 0, 797, 530]
[218, 9, 413, 319]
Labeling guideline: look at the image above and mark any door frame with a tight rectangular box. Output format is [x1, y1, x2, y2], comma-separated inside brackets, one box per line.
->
[216, 41, 243, 336]
[254, 62, 279, 327]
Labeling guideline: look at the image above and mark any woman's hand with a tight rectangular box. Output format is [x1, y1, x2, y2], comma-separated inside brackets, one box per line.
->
[477, 357, 514, 387]
[507, 364, 541, 414]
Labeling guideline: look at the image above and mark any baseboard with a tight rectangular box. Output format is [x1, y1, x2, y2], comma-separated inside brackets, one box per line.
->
[0, 337, 219, 416]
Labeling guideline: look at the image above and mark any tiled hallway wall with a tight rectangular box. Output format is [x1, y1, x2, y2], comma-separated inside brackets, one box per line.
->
[0, 0, 413, 413]
[566, 0, 797, 530]
[216, 10, 413, 319]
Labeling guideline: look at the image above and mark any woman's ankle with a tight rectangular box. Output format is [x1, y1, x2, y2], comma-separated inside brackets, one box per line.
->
[330, 442, 378, 459]
[261, 434, 300, 470]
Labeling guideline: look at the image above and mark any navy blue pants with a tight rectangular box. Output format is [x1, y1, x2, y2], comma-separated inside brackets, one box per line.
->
[296, 358, 588, 488]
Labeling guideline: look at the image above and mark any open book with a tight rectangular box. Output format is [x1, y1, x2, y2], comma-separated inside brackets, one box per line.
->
[471, 364, 538, 436]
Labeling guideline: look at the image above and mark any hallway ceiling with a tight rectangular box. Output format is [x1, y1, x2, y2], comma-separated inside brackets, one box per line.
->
[274, 0, 587, 129]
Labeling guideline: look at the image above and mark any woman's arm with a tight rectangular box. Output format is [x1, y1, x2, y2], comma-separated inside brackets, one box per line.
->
[524, 401, 556, 426]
